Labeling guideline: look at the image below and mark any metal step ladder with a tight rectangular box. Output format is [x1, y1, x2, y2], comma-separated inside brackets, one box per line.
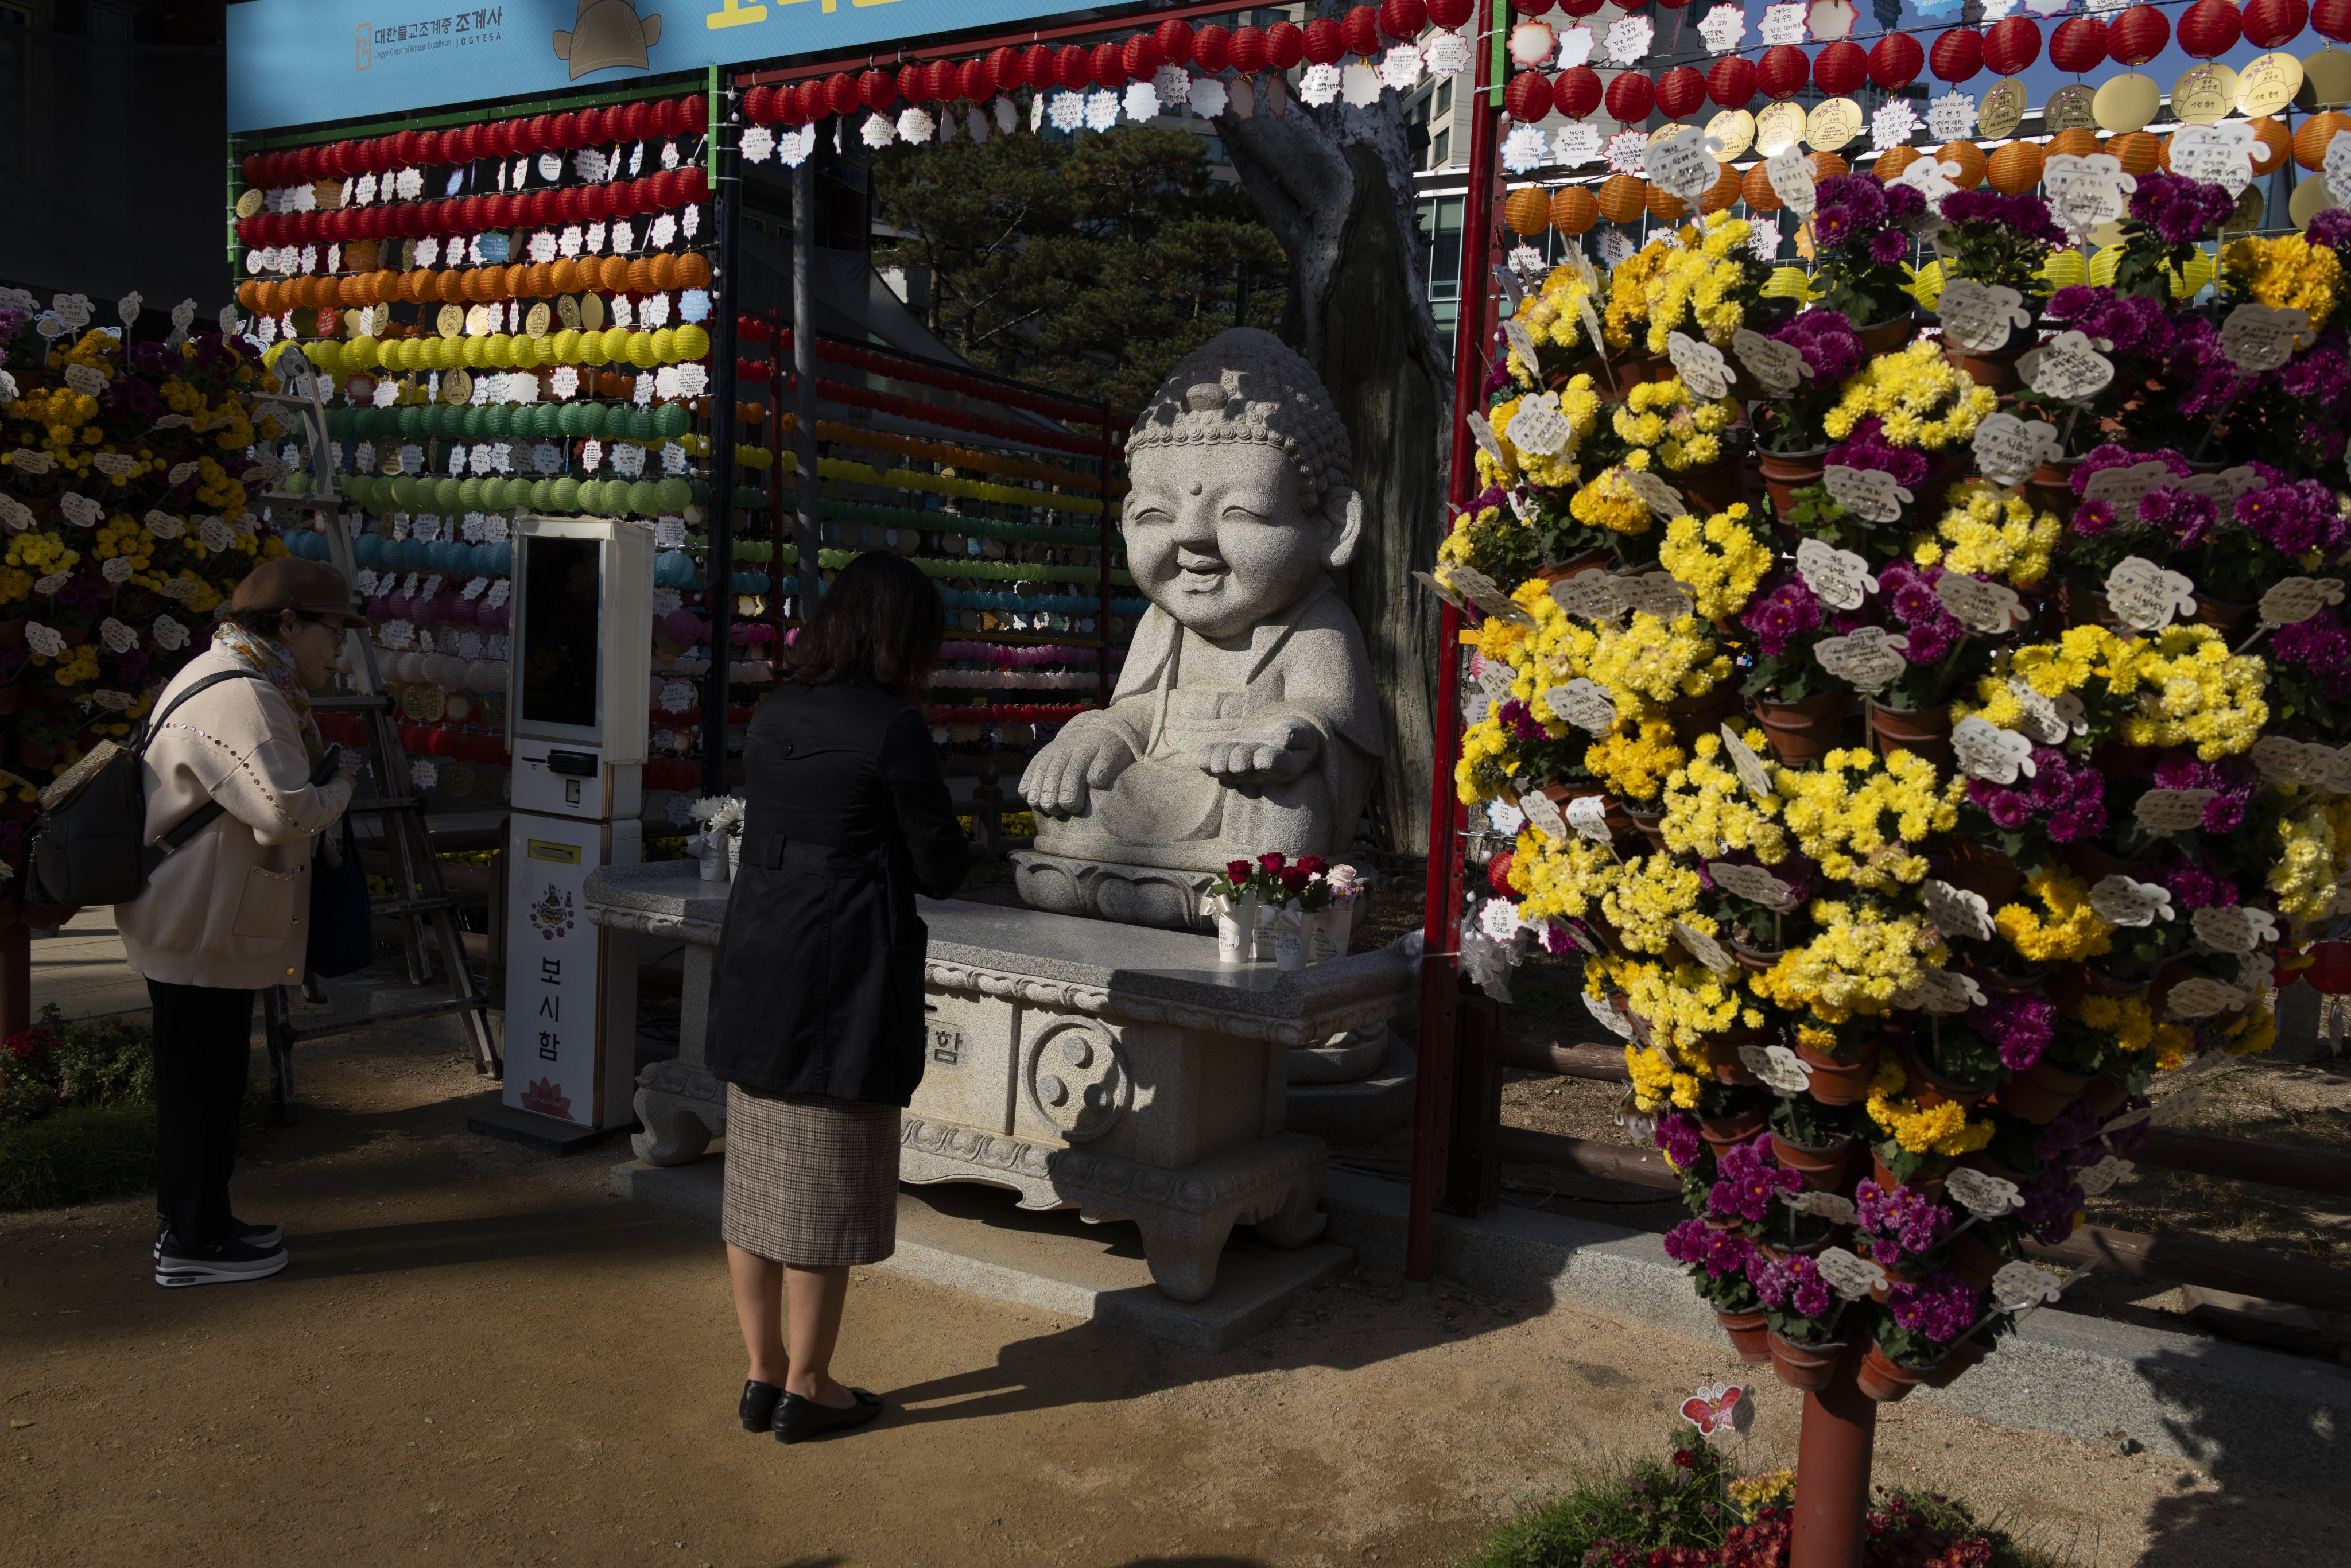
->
[247, 371, 502, 1121]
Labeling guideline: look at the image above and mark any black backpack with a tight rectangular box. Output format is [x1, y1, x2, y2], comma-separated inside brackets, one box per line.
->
[24, 670, 271, 909]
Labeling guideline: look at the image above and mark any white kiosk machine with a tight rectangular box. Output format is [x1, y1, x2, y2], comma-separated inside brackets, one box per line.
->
[502, 515, 654, 1131]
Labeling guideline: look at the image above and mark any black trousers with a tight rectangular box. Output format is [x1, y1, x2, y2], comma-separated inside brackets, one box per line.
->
[148, 979, 255, 1248]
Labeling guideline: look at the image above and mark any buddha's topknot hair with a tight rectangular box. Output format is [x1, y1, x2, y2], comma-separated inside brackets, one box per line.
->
[1124, 328, 1353, 513]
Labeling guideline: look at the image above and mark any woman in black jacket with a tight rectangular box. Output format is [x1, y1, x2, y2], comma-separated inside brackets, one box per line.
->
[707, 552, 969, 1444]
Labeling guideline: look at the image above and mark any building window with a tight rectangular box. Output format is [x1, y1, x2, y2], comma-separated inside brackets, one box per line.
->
[1431, 128, 1449, 169]
[1436, 78, 1452, 118]
[1419, 195, 1464, 341]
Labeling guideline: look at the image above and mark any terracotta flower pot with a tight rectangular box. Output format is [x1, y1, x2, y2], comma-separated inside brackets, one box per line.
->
[1752, 690, 1844, 766]
[1796, 1038, 1880, 1106]
[1946, 340, 2032, 392]
[1945, 841, 2026, 906]
[1665, 686, 1741, 749]
[1897, 1041, 1990, 1112]
[1732, 940, 1783, 975]
[1859, 314, 1917, 355]
[1677, 453, 1747, 514]
[1699, 1105, 1771, 1156]
[1869, 700, 1954, 773]
[2085, 1074, 2130, 1118]
[1770, 1130, 1855, 1190]
[1540, 548, 1614, 581]
[1758, 446, 1828, 517]
[2060, 583, 2118, 630]
[1867, 1253, 1916, 1306]
[1857, 1341, 1939, 1403]
[2195, 597, 2256, 634]
[2026, 457, 2081, 519]
[1625, 805, 1669, 852]
[1922, 1337, 1987, 1389]
[1717, 1309, 1773, 1365]
[1768, 1330, 1848, 1392]
[1992, 1069, 2078, 1125]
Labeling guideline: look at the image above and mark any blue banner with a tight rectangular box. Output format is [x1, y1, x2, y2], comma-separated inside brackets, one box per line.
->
[227, 0, 1077, 133]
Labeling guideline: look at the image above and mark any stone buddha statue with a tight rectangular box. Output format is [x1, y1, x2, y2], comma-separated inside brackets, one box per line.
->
[1014, 329, 1383, 929]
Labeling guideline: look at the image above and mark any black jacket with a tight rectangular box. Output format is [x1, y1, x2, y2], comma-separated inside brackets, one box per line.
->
[705, 678, 971, 1106]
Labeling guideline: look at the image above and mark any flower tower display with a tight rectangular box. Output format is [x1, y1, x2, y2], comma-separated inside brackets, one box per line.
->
[0, 290, 292, 884]
[1434, 161, 2340, 1560]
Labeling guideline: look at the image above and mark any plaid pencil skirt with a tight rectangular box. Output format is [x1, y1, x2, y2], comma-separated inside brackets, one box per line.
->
[720, 1084, 902, 1267]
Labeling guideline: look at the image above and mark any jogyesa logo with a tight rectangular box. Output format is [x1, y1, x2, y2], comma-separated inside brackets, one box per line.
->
[358, 8, 509, 71]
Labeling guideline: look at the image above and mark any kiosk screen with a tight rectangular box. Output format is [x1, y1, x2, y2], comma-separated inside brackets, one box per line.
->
[519, 535, 600, 735]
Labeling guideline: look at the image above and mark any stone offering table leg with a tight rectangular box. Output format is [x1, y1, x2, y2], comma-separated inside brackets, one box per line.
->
[632, 927, 727, 1165]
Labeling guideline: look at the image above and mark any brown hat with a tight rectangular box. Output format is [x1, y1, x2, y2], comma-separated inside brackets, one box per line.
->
[225, 557, 366, 628]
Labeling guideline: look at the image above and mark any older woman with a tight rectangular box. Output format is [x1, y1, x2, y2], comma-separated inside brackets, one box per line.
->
[119, 557, 363, 1288]
[707, 552, 969, 1444]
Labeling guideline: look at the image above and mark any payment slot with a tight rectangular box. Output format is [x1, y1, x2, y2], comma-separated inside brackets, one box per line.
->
[502, 515, 654, 1131]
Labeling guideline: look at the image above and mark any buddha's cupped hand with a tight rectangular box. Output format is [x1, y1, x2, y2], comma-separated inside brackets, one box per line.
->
[1196, 715, 1318, 784]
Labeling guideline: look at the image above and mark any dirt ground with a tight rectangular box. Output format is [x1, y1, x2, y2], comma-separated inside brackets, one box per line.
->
[5, 1019, 2347, 1568]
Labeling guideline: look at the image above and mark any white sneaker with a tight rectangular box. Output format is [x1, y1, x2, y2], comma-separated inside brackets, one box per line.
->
[154, 1232, 289, 1288]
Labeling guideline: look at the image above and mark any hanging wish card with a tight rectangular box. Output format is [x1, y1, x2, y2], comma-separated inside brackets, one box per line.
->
[2089, 874, 2174, 928]
[2020, 331, 2116, 402]
[1922, 878, 1995, 942]
[1795, 538, 1877, 608]
[1935, 573, 2023, 634]
[1665, 331, 1734, 399]
[2260, 576, 2346, 626]
[1732, 328, 1810, 395]
[1821, 464, 1911, 524]
[1543, 678, 1620, 732]
[2104, 556, 2198, 630]
[1970, 412, 2065, 490]
[1936, 278, 2034, 354]
[1813, 627, 1909, 692]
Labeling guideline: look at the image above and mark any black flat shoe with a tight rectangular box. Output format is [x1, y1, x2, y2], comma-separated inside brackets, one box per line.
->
[739, 1380, 785, 1433]
[773, 1388, 883, 1445]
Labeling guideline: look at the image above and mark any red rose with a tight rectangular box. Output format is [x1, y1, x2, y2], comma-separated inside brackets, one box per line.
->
[1297, 855, 1329, 876]
[1279, 866, 1312, 892]
[1257, 851, 1287, 872]
[1224, 860, 1252, 883]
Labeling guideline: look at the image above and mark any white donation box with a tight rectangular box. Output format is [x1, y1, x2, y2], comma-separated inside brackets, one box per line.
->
[501, 515, 654, 1130]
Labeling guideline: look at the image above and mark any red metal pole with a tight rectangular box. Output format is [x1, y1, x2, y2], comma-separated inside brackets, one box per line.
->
[1406, 0, 1505, 1283]
[1791, 1345, 1880, 1568]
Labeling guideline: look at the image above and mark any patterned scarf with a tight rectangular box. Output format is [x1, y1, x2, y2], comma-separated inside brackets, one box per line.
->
[212, 620, 324, 769]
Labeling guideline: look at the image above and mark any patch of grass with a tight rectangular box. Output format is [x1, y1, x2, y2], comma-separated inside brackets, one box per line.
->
[0, 1099, 165, 1211]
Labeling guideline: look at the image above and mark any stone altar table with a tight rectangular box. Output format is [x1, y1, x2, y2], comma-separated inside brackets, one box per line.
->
[581, 859, 1417, 1302]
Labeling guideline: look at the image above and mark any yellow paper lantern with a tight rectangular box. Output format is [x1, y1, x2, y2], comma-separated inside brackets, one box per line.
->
[2040, 250, 2086, 291]
[2176, 249, 2216, 300]
[2087, 244, 2125, 288]
[1910, 259, 1946, 312]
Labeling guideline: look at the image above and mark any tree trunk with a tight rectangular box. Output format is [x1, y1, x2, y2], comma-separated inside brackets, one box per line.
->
[1216, 95, 1452, 857]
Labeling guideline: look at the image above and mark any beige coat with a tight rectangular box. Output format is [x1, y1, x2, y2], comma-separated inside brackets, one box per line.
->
[115, 645, 356, 991]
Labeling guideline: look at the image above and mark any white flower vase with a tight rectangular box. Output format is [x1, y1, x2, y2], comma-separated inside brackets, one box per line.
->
[695, 835, 730, 882]
[727, 834, 742, 877]
[1255, 900, 1279, 962]
[1273, 902, 1308, 972]
[1208, 890, 1259, 965]
[1310, 899, 1353, 962]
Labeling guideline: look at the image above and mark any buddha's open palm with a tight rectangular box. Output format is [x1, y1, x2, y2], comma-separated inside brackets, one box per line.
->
[1197, 715, 1318, 784]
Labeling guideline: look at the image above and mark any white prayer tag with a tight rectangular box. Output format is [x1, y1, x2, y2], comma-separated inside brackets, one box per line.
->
[1972, 413, 2064, 490]
[2260, 576, 2345, 626]
[2104, 556, 2198, 631]
[1922, 879, 1995, 942]
[1551, 572, 1625, 620]
[1822, 464, 1911, 524]
[1621, 573, 1696, 620]
[1721, 724, 1776, 802]
[1708, 861, 1799, 911]
[1952, 715, 2038, 784]
[2192, 905, 2280, 954]
[1946, 1167, 2023, 1217]
[1520, 790, 1573, 845]
[2089, 875, 2174, 928]
[1543, 678, 1620, 733]
[1665, 331, 1733, 399]
[2133, 789, 2217, 832]
[1937, 279, 2034, 354]
[1585, 991, 1636, 1039]
[1935, 573, 2022, 634]
[1813, 627, 1909, 692]
[1764, 148, 1818, 217]
[2220, 304, 2310, 374]
[1449, 565, 1539, 627]
[1732, 329, 1809, 395]
[1894, 967, 1986, 1015]
[1795, 538, 1876, 608]
[1674, 919, 1736, 976]
[1505, 393, 1574, 457]
[1649, 126, 1721, 205]
[1565, 793, 1614, 843]
[2022, 330, 2116, 402]
[2167, 977, 2251, 1019]
[1621, 469, 1685, 518]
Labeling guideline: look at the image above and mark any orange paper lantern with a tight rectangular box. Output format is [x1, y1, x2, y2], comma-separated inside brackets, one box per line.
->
[1504, 185, 1554, 236]
[1597, 173, 1647, 225]
[1937, 140, 1988, 189]
[1807, 150, 1850, 183]
[2105, 131, 2160, 176]
[1873, 145, 1922, 183]
[1647, 181, 1689, 223]
[1700, 162, 1743, 214]
[2249, 117, 2290, 176]
[1551, 185, 1600, 234]
[1987, 140, 2045, 193]
[1741, 161, 1784, 211]
[2294, 111, 2351, 170]
[2046, 127, 2100, 160]
[676, 252, 712, 289]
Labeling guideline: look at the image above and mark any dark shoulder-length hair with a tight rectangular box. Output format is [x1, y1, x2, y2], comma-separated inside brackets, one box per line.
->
[787, 550, 946, 701]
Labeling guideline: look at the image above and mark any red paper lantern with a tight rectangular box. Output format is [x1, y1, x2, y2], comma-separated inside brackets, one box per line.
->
[393, 129, 424, 165]
[1304, 15, 1347, 63]
[678, 165, 709, 204]
[983, 45, 1019, 92]
[2244, 0, 2309, 48]
[1757, 44, 1809, 100]
[1266, 20, 1306, 68]
[2050, 15, 2108, 69]
[1193, 24, 1232, 72]
[1512, 0, 1555, 12]
[859, 68, 896, 111]
[1657, 64, 1708, 119]
[1604, 69, 1656, 122]
[1341, 5, 1383, 56]
[792, 81, 827, 123]
[1428, 0, 1475, 22]
[1229, 25, 1270, 73]
[239, 152, 263, 186]
[1381, 0, 1429, 39]
[1122, 33, 1162, 79]
[2108, 5, 2170, 64]
[1930, 29, 1983, 83]
[650, 98, 681, 139]
[2320, 0, 2351, 40]
[1054, 44, 1091, 90]
[1814, 40, 1867, 96]
[1984, 16, 2042, 75]
[576, 108, 608, 143]
[2303, 941, 2351, 991]
[894, 64, 927, 104]
[554, 112, 584, 149]
[1867, 34, 1922, 92]
[1089, 42, 1126, 88]
[529, 112, 559, 152]
[1507, 70, 1554, 120]
[956, 59, 991, 102]
[824, 73, 859, 117]
[915, 61, 951, 102]
[2179, 0, 2243, 57]
[1559, 0, 1603, 14]
[1155, 17, 1196, 62]
[481, 193, 514, 228]
[621, 100, 654, 140]
[1706, 55, 1756, 110]
[1555, 64, 1604, 117]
